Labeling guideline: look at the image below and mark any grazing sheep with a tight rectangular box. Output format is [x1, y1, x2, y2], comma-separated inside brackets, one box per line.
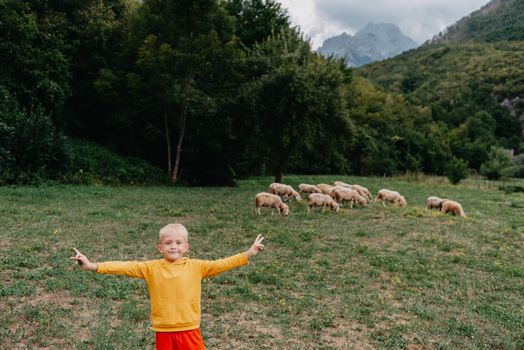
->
[334, 181, 372, 202]
[332, 186, 367, 208]
[334, 180, 352, 188]
[254, 192, 289, 216]
[376, 189, 407, 207]
[317, 183, 335, 198]
[351, 184, 373, 202]
[268, 183, 302, 202]
[440, 200, 466, 217]
[308, 193, 340, 212]
[426, 196, 446, 210]
[298, 183, 322, 194]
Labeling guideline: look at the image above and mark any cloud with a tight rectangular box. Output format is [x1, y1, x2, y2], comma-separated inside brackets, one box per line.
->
[277, 0, 489, 49]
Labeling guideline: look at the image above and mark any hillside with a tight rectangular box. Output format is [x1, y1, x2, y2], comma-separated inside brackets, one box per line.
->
[356, 41, 524, 149]
[331, 0, 524, 176]
[430, 0, 524, 43]
[318, 23, 417, 67]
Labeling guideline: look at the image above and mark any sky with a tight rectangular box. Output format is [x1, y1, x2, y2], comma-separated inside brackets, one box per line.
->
[275, 0, 490, 49]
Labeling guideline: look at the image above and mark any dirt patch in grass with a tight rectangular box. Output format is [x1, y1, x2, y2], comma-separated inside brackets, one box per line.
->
[321, 317, 375, 349]
[2, 289, 97, 348]
[28, 287, 72, 306]
[0, 238, 11, 250]
[202, 309, 283, 349]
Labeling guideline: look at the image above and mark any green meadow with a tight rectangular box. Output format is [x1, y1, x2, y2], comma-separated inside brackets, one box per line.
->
[1, 176, 523, 349]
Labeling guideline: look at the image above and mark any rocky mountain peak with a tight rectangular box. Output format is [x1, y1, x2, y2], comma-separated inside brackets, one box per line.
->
[318, 22, 418, 67]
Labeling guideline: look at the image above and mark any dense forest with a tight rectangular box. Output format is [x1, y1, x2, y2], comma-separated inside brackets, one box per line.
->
[1, 0, 523, 185]
[430, 0, 524, 43]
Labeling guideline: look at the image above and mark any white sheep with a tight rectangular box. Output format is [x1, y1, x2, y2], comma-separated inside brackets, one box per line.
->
[317, 183, 335, 198]
[351, 184, 373, 202]
[308, 193, 340, 212]
[376, 189, 407, 207]
[298, 183, 322, 194]
[426, 196, 446, 210]
[254, 192, 289, 216]
[334, 181, 372, 202]
[268, 183, 302, 202]
[333, 186, 367, 208]
[440, 200, 466, 217]
[334, 180, 352, 188]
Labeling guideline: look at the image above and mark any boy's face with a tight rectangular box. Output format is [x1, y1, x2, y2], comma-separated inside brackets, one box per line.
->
[157, 229, 190, 262]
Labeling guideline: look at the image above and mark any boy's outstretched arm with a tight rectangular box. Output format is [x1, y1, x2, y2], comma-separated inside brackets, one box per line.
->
[246, 234, 265, 258]
[70, 248, 98, 271]
[199, 235, 265, 277]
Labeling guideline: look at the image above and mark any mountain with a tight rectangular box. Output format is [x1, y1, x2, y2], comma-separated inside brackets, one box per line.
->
[430, 0, 524, 44]
[318, 23, 418, 67]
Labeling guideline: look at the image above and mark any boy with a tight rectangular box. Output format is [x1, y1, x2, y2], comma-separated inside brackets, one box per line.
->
[71, 223, 265, 350]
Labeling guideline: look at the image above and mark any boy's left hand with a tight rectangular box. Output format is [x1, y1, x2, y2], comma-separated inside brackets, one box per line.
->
[246, 234, 265, 258]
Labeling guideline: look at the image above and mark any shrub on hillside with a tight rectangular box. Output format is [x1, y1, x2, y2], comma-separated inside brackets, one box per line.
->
[63, 139, 168, 185]
[0, 86, 69, 185]
[446, 157, 469, 184]
[502, 154, 524, 178]
[480, 147, 513, 180]
[0, 85, 166, 186]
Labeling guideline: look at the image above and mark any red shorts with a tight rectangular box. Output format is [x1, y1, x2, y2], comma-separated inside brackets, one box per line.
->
[155, 328, 205, 350]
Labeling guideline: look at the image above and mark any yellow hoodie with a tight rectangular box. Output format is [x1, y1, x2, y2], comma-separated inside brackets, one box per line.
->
[97, 252, 249, 332]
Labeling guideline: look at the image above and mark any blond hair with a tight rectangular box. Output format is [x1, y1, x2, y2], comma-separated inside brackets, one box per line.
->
[159, 223, 188, 242]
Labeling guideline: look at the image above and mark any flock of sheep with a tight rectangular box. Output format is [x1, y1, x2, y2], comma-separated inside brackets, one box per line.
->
[254, 180, 466, 217]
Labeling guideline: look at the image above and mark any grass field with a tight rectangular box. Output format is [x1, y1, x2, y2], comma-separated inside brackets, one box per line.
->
[1, 175, 523, 349]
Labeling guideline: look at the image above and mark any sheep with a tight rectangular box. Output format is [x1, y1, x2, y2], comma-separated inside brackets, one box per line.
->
[334, 181, 372, 202]
[332, 186, 367, 208]
[308, 193, 340, 212]
[351, 184, 373, 202]
[254, 192, 289, 216]
[317, 183, 336, 198]
[426, 196, 446, 210]
[440, 200, 466, 217]
[268, 183, 302, 202]
[376, 189, 407, 207]
[334, 180, 352, 188]
[298, 183, 322, 194]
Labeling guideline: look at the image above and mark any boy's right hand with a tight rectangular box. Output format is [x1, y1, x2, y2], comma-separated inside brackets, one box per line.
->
[70, 248, 98, 271]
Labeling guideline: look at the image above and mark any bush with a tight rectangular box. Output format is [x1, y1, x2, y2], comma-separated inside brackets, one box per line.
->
[63, 139, 168, 185]
[0, 86, 69, 184]
[499, 185, 524, 194]
[502, 154, 524, 178]
[480, 147, 513, 180]
[0, 121, 16, 182]
[446, 157, 469, 184]
[0, 85, 166, 186]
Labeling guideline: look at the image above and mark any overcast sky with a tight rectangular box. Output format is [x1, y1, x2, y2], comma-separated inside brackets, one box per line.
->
[276, 0, 490, 49]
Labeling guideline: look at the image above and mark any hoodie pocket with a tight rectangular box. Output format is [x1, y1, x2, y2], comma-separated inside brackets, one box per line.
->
[152, 299, 200, 328]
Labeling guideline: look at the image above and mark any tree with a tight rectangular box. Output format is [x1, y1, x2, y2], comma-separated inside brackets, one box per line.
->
[60, 0, 136, 139]
[0, 1, 71, 118]
[245, 29, 353, 182]
[129, 0, 239, 184]
[449, 111, 497, 170]
[480, 146, 513, 180]
[0, 1, 74, 183]
[0, 86, 69, 184]
[446, 157, 468, 185]
[226, 0, 290, 48]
